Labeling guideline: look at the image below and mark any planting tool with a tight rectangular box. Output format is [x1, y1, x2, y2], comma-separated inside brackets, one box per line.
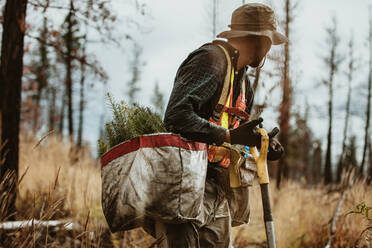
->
[250, 128, 276, 248]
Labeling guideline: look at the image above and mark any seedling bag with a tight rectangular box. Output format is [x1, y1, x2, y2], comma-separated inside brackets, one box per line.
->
[100, 133, 207, 232]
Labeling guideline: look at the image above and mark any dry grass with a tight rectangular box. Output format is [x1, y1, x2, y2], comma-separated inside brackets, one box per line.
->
[233, 180, 372, 247]
[0, 134, 371, 247]
[0, 134, 156, 247]
[18, 134, 102, 220]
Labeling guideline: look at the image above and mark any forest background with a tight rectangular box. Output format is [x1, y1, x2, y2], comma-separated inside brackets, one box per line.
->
[0, 0, 372, 247]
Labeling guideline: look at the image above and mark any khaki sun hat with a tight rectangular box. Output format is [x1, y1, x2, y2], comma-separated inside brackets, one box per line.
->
[217, 3, 288, 45]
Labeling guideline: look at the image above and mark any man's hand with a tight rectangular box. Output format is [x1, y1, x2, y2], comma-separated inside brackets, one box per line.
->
[229, 118, 263, 146]
[266, 128, 284, 161]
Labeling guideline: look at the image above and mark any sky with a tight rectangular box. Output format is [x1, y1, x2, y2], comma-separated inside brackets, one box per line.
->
[80, 0, 371, 164]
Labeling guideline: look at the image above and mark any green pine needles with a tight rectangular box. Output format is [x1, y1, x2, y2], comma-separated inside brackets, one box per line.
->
[98, 93, 168, 157]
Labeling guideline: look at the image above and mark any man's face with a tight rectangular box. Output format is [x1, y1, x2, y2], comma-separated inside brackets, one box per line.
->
[249, 36, 272, 68]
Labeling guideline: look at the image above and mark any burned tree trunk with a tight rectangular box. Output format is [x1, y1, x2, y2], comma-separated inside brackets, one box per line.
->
[64, 0, 75, 143]
[0, 0, 28, 220]
[337, 36, 355, 183]
[58, 91, 66, 136]
[33, 16, 49, 133]
[277, 0, 292, 189]
[323, 17, 341, 185]
[252, 68, 261, 95]
[47, 86, 57, 132]
[77, 46, 86, 148]
[360, 9, 372, 179]
[325, 74, 334, 184]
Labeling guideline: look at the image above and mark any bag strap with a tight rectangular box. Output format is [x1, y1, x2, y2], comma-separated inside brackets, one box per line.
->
[211, 44, 233, 122]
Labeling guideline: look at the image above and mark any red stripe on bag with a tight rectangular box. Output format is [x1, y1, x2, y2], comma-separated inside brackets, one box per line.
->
[101, 134, 207, 168]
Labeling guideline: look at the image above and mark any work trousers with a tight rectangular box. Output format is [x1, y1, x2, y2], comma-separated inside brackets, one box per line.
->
[152, 177, 233, 248]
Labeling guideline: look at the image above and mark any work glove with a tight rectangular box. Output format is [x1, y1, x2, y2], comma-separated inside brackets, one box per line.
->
[266, 127, 284, 161]
[230, 117, 263, 146]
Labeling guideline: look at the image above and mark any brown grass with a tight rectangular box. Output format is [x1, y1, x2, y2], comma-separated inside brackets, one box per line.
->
[0, 135, 371, 247]
[233, 181, 372, 247]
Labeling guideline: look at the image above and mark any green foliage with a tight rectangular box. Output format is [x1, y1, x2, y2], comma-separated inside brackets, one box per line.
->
[97, 93, 168, 157]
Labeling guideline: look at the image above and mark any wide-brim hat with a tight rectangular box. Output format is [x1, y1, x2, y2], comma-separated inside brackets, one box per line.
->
[217, 3, 288, 45]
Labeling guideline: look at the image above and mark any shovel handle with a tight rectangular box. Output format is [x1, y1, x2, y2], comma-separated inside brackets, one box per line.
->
[250, 128, 277, 248]
[250, 128, 270, 184]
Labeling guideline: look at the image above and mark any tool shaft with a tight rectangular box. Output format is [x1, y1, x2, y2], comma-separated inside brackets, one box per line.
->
[260, 183, 276, 248]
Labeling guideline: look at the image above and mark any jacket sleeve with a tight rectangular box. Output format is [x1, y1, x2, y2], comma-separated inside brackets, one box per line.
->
[164, 46, 227, 145]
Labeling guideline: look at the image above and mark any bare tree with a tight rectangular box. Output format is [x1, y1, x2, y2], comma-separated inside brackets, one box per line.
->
[61, 0, 79, 142]
[26, 0, 121, 143]
[32, 15, 50, 133]
[0, 0, 28, 220]
[322, 17, 342, 184]
[151, 81, 165, 116]
[77, 42, 86, 148]
[77, 1, 92, 148]
[127, 42, 144, 104]
[337, 35, 355, 183]
[277, 0, 295, 188]
[360, 7, 372, 179]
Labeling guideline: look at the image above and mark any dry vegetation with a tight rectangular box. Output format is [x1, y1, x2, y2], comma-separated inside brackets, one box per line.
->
[0, 135, 371, 247]
[233, 181, 372, 247]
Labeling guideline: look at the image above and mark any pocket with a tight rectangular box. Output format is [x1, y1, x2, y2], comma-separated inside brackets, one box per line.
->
[227, 186, 250, 227]
[239, 154, 257, 187]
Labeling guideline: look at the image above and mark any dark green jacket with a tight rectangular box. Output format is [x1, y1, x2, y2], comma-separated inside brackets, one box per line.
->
[164, 40, 254, 145]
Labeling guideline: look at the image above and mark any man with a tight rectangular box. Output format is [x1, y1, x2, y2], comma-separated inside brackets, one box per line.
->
[158, 3, 287, 247]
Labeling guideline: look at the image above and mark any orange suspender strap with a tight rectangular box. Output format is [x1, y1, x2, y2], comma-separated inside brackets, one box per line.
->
[207, 45, 234, 168]
[207, 45, 250, 168]
[209, 44, 233, 125]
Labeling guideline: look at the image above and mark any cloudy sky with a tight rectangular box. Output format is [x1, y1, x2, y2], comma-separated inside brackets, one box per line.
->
[83, 0, 371, 161]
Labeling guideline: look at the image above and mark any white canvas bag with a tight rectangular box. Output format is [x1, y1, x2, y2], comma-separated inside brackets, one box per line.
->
[100, 133, 208, 232]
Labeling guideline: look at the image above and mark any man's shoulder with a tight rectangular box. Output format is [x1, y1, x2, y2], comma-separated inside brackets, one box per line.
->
[188, 42, 225, 59]
[182, 41, 227, 70]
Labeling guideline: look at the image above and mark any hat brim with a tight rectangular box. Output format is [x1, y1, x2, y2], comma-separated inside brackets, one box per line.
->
[217, 29, 288, 45]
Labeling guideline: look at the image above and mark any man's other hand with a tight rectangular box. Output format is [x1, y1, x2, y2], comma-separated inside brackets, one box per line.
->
[266, 127, 284, 161]
[268, 138, 284, 161]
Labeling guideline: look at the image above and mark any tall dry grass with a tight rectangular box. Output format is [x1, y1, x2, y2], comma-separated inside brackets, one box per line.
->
[0, 134, 371, 247]
[18, 134, 102, 220]
[0, 135, 155, 247]
[233, 180, 372, 247]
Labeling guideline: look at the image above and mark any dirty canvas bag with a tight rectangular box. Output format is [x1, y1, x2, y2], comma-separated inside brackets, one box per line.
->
[100, 133, 208, 233]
